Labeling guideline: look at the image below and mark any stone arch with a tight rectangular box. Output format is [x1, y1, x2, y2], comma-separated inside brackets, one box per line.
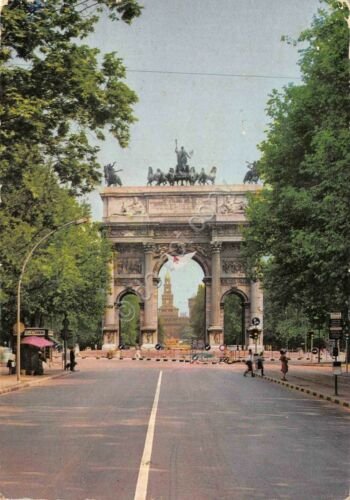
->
[153, 250, 210, 277]
[221, 288, 249, 346]
[116, 287, 143, 347]
[115, 287, 144, 307]
[220, 287, 249, 306]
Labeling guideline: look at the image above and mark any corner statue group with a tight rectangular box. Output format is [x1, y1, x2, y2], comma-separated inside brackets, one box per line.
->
[104, 162, 123, 187]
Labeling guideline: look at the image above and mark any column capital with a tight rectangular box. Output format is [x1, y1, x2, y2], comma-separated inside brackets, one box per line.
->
[210, 241, 222, 254]
[143, 243, 155, 253]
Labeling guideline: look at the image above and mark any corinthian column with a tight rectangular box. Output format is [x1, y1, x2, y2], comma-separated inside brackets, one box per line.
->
[141, 243, 156, 346]
[103, 256, 118, 348]
[208, 241, 223, 346]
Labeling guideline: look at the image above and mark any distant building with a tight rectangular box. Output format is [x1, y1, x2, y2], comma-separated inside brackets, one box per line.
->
[158, 273, 190, 339]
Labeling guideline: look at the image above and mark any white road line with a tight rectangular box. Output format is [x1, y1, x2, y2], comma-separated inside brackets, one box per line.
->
[134, 370, 162, 500]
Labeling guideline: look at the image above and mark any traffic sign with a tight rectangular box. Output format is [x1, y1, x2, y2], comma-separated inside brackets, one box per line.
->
[329, 312, 343, 339]
[252, 317, 260, 326]
[12, 322, 25, 335]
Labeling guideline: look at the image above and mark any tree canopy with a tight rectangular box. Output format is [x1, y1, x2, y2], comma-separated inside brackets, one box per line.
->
[242, 0, 350, 324]
[0, 0, 142, 345]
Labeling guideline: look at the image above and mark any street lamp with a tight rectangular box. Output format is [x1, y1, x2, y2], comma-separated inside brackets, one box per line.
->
[16, 217, 89, 381]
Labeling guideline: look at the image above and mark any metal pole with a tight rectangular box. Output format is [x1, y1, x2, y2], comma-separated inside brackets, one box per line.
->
[335, 374, 338, 396]
[305, 331, 307, 357]
[64, 337, 67, 370]
[16, 218, 88, 381]
[345, 334, 349, 374]
[318, 327, 321, 363]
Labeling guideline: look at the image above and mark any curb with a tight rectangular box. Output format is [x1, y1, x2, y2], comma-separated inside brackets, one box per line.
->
[0, 370, 71, 397]
[258, 374, 350, 409]
[101, 357, 243, 364]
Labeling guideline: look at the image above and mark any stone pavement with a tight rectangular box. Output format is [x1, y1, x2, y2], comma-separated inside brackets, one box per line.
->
[0, 359, 69, 396]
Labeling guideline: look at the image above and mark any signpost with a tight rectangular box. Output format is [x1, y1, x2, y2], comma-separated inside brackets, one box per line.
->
[329, 313, 344, 395]
[329, 312, 343, 340]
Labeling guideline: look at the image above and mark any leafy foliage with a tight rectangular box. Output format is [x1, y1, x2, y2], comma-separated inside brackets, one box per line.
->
[223, 294, 244, 345]
[1, 0, 141, 194]
[242, 0, 350, 326]
[189, 284, 206, 340]
[120, 294, 140, 346]
[0, 0, 142, 346]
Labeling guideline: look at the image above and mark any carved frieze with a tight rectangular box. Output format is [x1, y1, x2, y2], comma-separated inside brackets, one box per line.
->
[221, 277, 250, 286]
[116, 258, 143, 275]
[214, 226, 241, 236]
[221, 242, 241, 256]
[115, 243, 143, 254]
[222, 259, 245, 274]
[110, 197, 146, 216]
[218, 195, 247, 214]
[109, 227, 149, 238]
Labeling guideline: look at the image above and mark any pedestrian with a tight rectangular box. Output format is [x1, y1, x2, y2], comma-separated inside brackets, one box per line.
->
[280, 349, 288, 381]
[69, 348, 76, 372]
[243, 348, 255, 377]
[6, 353, 15, 375]
[256, 351, 265, 376]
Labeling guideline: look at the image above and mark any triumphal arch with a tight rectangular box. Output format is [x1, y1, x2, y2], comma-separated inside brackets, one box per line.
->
[101, 169, 263, 349]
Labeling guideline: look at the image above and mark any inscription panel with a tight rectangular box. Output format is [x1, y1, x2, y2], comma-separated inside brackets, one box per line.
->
[148, 196, 216, 215]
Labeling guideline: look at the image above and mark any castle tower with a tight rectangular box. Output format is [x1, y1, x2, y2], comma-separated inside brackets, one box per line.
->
[158, 272, 189, 339]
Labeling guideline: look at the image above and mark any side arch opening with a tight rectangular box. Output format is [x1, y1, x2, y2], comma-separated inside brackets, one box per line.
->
[222, 289, 247, 346]
[117, 290, 141, 347]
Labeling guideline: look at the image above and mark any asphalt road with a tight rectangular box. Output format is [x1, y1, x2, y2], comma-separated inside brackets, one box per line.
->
[0, 359, 349, 500]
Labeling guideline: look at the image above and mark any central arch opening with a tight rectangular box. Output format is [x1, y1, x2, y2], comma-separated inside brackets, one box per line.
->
[157, 258, 205, 346]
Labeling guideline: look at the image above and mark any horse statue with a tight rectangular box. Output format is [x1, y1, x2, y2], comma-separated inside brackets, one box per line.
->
[147, 166, 155, 186]
[104, 162, 122, 187]
[154, 168, 167, 186]
[198, 166, 216, 185]
[206, 166, 217, 184]
[188, 166, 198, 185]
[166, 168, 176, 186]
[243, 161, 259, 184]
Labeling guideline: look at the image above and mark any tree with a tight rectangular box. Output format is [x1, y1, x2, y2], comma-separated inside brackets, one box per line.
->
[120, 294, 140, 346]
[242, 0, 350, 322]
[0, 0, 141, 194]
[223, 294, 243, 345]
[0, 179, 112, 346]
[0, 0, 142, 344]
[189, 284, 205, 340]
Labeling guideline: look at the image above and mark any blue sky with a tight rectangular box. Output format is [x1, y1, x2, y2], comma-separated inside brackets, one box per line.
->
[87, 0, 321, 312]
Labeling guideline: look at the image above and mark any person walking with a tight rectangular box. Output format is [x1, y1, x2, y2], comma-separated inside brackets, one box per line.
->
[69, 348, 76, 372]
[243, 348, 255, 377]
[280, 350, 288, 381]
[256, 351, 265, 376]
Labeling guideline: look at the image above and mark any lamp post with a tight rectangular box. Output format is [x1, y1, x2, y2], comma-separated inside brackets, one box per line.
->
[62, 314, 70, 370]
[16, 217, 89, 381]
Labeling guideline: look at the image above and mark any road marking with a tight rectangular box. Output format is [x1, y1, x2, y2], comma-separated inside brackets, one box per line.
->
[134, 370, 162, 500]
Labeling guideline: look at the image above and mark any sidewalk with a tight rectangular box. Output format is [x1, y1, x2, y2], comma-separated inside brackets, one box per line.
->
[0, 359, 69, 396]
[259, 361, 350, 409]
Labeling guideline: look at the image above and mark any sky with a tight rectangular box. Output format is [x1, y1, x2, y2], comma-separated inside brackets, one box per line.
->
[87, 0, 321, 313]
